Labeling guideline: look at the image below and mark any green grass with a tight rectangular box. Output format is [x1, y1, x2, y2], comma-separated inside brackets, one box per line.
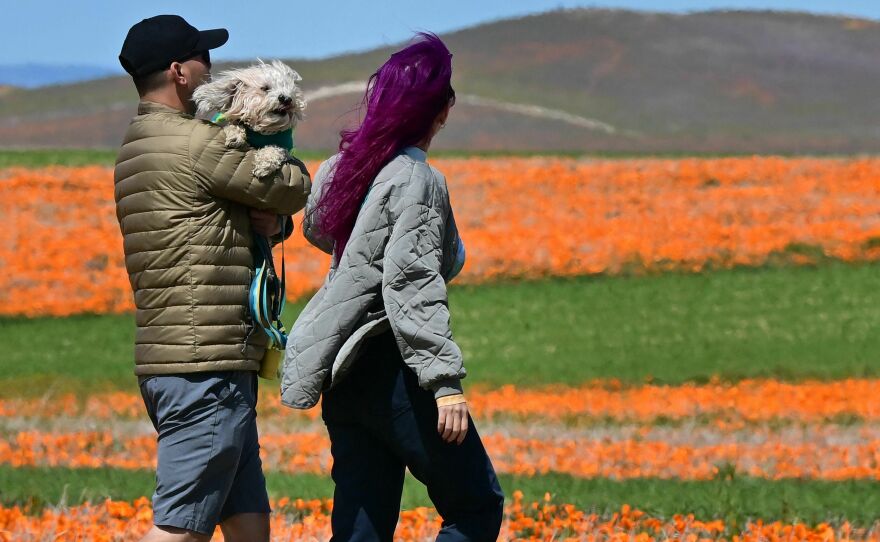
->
[2, 467, 878, 525]
[452, 262, 880, 387]
[1, 262, 880, 396]
[0, 149, 119, 168]
[0, 148, 595, 168]
[4, 148, 864, 169]
[0, 148, 331, 168]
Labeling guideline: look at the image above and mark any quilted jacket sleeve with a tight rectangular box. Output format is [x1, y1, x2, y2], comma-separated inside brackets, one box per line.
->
[381, 199, 466, 399]
[301, 156, 336, 255]
[189, 122, 311, 216]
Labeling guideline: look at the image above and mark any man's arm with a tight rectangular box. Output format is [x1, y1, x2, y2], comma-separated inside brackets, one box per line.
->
[190, 122, 311, 215]
[269, 215, 295, 245]
[250, 209, 294, 245]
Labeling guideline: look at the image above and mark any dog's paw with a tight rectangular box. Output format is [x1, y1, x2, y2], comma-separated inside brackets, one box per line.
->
[224, 124, 248, 149]
[252, 146, 289, 178]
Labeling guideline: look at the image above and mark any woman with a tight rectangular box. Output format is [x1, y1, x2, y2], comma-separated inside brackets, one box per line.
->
[280, 33, 504, 541]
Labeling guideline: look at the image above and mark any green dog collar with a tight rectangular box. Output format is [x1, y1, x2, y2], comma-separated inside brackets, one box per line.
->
[210, 112, 295, 153]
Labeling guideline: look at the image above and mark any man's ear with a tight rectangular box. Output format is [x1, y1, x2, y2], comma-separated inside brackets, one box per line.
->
[192, 71, 239, 117]
[169, 61, 187, 86]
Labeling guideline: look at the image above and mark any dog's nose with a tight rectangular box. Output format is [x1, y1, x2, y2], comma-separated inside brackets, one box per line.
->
[279, 95, 292, 105]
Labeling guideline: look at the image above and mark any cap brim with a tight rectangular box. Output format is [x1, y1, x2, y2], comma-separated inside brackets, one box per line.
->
[195, 28, 229, 51]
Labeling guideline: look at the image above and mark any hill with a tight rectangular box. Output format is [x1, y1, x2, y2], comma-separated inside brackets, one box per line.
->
[0, 9, 879, 153]
[0, 64, 119, 88]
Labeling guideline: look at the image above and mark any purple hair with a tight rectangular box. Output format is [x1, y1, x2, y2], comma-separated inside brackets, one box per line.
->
[313, 32, 455, 258]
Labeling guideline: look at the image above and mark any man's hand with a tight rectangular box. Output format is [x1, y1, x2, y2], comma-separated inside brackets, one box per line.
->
[250, 209, 282, 237]
[437, 395, 469, 445]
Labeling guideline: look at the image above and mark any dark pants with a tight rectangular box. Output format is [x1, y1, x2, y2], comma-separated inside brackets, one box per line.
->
[321, 331, 504, 542]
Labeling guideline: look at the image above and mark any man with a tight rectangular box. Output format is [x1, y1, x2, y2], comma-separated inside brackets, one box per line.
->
[114, 15, 310, 542]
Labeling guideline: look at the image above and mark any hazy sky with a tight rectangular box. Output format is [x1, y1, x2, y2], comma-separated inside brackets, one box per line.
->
[1, 0, 878, 68]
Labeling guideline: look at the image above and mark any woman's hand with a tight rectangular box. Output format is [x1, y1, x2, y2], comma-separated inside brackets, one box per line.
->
[250, 209, 282, 237]
[436, 395, 468, 445]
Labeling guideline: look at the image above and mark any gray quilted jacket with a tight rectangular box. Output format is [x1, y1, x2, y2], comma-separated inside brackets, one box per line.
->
[280, 147, 466, 409]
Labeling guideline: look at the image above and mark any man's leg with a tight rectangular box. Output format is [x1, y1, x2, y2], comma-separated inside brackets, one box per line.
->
[219, 372, 271, 542]
[220, 514, 269, 542]
[138, 372, 258, 539]
[139, 526, 211, 542]
[137, 373, 214, 542]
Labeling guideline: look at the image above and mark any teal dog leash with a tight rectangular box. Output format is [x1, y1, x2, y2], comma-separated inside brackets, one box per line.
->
[248, 219, 288, 351]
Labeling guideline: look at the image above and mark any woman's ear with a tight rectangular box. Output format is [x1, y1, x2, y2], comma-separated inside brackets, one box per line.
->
[192, 71, 239, 117]
[435, 105, 451, 133]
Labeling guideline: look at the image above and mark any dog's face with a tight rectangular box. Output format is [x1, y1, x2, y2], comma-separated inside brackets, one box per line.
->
[193, 60, 306, 134]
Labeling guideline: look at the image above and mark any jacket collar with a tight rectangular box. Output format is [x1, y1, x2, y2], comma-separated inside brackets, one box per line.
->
[402, 146, 427, 162]
[137, 100, 194, 118]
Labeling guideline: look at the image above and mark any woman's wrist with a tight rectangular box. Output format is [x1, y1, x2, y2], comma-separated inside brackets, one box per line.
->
[436, 393, 466, 407]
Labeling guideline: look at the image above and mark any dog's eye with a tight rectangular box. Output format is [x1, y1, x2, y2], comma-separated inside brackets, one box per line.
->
[261, 85, 270, 92]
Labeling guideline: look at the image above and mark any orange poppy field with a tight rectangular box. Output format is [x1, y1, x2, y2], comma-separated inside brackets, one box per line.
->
[2, 378, 878, 423]
[3, 494, 878, 542]
[2, 156, 880, 540]
[3, 157, 880, 316]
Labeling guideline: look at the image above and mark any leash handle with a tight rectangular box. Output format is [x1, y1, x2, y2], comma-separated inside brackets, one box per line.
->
[278, 216, 287, 344]
[279, 215, 286, 301]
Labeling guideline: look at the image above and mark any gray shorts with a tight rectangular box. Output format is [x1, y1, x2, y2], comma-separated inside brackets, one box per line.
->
[138, 370, 270, 535]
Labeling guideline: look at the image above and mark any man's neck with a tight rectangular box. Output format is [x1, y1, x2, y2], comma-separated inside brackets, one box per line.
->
[140, 89, 192, 115]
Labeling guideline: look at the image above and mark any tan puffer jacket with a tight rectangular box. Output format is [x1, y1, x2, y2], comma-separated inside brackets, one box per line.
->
[114, 101, 311, 375]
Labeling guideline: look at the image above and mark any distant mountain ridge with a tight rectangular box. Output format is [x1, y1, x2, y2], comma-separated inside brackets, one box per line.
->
[0, 63, 119, 88]
[1, 9, 880, 153]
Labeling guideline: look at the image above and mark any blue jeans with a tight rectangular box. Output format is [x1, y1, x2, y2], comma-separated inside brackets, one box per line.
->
[321, 331, 504, 541]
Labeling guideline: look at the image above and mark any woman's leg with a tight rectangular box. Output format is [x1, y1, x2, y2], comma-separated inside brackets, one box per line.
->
[380, 358, 505, 541]
[403, 417, 504, 541]
[323, 330, 503, 541]
[322, 356, 407, 542]
[324, 419, 407, 542]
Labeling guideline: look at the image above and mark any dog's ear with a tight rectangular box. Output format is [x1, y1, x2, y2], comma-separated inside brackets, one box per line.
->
[192, 71, 241, 117]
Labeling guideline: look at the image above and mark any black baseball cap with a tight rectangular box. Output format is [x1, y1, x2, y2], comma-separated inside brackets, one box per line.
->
[119, 15, 228, 77]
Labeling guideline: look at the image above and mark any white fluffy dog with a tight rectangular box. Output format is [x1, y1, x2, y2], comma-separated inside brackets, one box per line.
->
[193, 60, 306, 178]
